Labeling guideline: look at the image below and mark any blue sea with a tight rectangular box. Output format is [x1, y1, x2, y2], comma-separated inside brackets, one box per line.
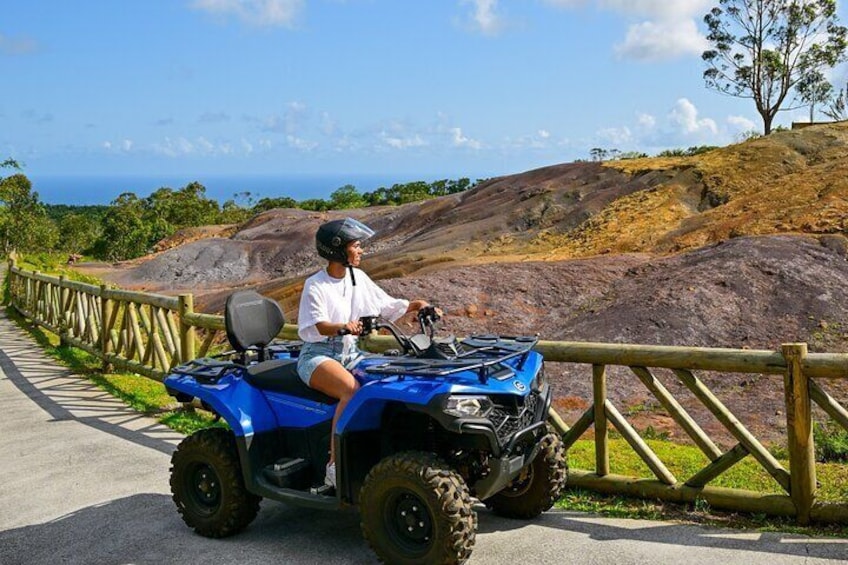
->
[27, 173, 457, 206]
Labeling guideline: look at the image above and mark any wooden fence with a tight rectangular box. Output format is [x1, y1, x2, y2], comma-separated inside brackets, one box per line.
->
[5, 259, 848, 525]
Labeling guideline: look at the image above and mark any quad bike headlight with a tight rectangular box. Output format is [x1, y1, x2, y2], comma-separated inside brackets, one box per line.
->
[532, 363, 547, 391]
[444, 395, 494, 418]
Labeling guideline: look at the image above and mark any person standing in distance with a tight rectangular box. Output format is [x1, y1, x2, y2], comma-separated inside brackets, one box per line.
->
[296, 217, 434, 489]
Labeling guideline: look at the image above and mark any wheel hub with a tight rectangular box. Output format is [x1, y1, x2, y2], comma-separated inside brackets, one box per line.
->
[391, 493, 432, 545]
[191, 464, 220, 508]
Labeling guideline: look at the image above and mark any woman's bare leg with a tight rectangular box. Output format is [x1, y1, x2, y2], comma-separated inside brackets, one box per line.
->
[308, 359, 360, 463]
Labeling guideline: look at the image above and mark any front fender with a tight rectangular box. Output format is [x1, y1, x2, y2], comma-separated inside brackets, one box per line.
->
[335, 378, 459, 433]
[164, 373, 278, 437]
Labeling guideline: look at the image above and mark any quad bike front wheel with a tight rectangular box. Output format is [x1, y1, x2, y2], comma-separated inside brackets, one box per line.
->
[360, 451, 477, 564]
[170, 428, 261, 538]
[487, 432, 567, 519]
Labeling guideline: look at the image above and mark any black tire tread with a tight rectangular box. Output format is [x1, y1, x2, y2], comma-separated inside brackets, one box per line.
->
[170, 428, 261, 538]
[488, 432, 568, 519]
[360, 451, 476, 564]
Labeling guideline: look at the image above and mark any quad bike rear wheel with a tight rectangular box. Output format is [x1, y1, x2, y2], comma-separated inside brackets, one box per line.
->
[360, 451, 477, 564]
[170, 428, 261, 538]
[487, 432, 567, 519]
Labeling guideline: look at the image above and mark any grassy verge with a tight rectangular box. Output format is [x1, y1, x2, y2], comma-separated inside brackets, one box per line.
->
[559, 438, 848, 537]
[14, 252, 104, 286]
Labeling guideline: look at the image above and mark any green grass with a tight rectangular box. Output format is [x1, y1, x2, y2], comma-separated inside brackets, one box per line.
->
[15, 252, 103, 286]
[559, 438, 848, 537]
[565, 437, 848, 502]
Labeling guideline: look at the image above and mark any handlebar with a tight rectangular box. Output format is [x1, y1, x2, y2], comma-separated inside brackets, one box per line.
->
[417, 305, 441, 334]
[336, 308, 440, 356]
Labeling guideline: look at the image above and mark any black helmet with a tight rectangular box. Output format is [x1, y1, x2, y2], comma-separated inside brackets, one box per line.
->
[316, 218, 375, 264]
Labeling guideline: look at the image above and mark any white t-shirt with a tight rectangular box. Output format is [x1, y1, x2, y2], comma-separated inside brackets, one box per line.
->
[297, 267, 409, 344]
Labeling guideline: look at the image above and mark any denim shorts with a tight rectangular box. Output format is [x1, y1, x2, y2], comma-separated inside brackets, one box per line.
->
[297, 340, 363, 386]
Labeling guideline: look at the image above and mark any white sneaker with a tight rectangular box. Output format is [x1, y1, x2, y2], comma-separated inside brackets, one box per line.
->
[324, 462, 336, 488]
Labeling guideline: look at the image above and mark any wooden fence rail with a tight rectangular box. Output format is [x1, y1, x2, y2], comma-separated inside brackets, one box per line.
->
[5, 259, 848, 524]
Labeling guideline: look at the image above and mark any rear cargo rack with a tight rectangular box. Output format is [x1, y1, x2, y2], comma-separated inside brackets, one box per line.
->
[170, 358, 243, 384]
[364, 335, 538, 383]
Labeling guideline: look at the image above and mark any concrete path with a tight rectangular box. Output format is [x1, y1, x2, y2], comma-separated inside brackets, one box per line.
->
[0, 302, 847, 564]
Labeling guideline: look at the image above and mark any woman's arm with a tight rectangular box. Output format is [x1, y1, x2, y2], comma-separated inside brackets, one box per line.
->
[315, 319, 363, 336]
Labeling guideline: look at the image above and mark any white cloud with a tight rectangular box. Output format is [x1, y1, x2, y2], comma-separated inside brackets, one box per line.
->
[460, 0, 505, 35]
[538, 129, 551, 139]
[614, 18, 708, 61]
[451, 127, 482, 149]
[191, 0, 303, 28]
[668, 98, 717, 135]
[151, 136, 241, 157]
[381, 131, 427, 149]
[286, 134, 318, 151]
[544, 0, 711, 61]
[637, 112, 656, 129]
[102, 139, 134, 153]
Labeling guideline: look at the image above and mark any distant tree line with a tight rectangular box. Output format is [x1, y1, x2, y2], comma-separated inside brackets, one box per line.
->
[0, 164, 481, 261]
[584, 145, 720, 162]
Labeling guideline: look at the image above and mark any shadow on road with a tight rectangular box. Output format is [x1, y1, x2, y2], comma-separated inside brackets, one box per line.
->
[0, 493, 373, 565]
[0, 346, 180, 456]
[478, 509, 848, 561]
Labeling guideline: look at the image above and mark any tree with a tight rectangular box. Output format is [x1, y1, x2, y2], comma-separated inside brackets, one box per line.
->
[703, 0, 848, 134]
[797, 70, 833, 121]
[252, 196, 298, 212]
[95, 192, 153, 261]
[58, 213, 102, 254]
[328, 184, 366, 209]
[0, 174, 57, 254]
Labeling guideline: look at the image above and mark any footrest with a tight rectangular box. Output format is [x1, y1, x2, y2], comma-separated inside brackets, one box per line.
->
[263, 458, 309, 488]
[310, 484, 334, 496]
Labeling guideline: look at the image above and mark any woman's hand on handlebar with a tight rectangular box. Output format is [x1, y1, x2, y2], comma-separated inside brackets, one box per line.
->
[337, 319, 363, 336]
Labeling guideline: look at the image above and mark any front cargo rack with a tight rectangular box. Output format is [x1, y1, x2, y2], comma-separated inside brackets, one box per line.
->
[364, 335, 538, 383]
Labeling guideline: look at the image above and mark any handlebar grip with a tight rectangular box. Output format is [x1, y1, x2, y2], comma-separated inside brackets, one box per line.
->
[337, 327, 352, 336]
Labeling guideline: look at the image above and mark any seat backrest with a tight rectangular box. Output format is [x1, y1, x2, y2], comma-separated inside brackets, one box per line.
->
[224, 290, 286, 353]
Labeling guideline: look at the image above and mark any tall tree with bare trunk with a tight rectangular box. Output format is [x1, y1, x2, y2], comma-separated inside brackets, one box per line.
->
[703, 0, 847, 134]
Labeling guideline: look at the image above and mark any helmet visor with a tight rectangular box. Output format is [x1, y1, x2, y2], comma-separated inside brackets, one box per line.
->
[340, 217, 375, 242]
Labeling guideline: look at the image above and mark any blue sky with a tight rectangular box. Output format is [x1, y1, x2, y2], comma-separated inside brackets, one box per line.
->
[3, 0, 847, 187]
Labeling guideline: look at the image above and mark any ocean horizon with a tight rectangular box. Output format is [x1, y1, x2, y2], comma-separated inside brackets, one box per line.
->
[26, 172, 474, 206]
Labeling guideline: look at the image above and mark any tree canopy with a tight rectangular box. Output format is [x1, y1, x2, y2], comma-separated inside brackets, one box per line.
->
[703, 0, 848, 134]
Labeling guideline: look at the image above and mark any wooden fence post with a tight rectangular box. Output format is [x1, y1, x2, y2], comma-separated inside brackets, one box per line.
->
[782, 342, 815, 525]
[593, 364, 609, 476]
[4, 258, 14, 306]
[100, 285, 113, 372]
[178, 294, 196, 363]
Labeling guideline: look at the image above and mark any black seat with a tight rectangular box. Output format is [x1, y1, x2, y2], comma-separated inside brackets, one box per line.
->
[245, 359, 337, 405]
[225, 290, 286, 361]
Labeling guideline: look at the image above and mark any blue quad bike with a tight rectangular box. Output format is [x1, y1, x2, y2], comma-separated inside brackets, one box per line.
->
[165, 290, 567, 564]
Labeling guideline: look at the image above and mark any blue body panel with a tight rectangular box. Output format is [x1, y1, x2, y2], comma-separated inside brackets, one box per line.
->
[164, 347, 543, 437]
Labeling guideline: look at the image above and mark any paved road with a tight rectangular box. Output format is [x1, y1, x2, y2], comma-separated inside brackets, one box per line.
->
[1, 303, 847, 564]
